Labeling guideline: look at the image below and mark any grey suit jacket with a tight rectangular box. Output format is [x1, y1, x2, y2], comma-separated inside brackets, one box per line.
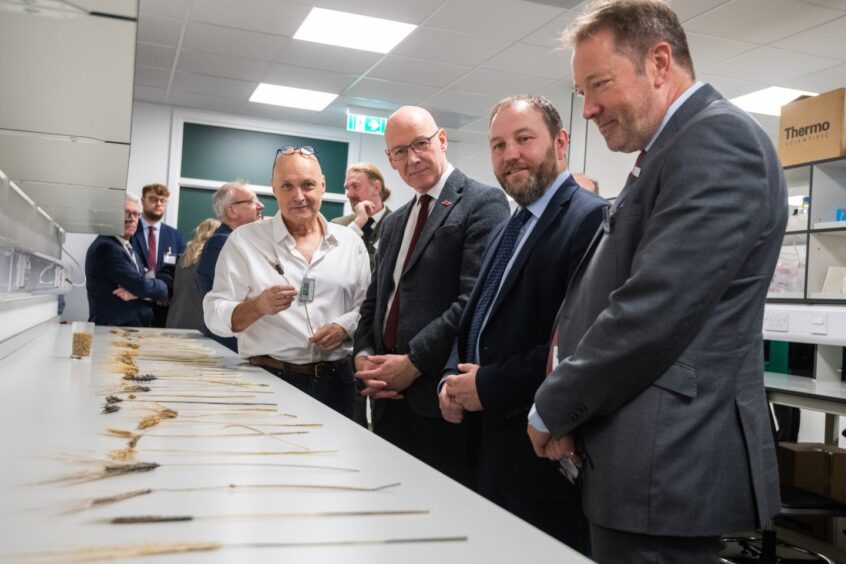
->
[535, 84, 786, 536]
[331, 207, 391, 269]
[355, 168, 510, 419]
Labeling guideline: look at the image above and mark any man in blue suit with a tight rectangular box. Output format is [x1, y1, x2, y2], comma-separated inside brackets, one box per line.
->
[440, 96, 605, 553]
[130, 183, 186, 327]
[86, 193, 169, 327]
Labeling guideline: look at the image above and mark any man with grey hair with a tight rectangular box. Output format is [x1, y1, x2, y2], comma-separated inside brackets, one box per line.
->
[197, 181, 264, 351]
[85, 193, 169, 327]
[527, 0, 785, 561]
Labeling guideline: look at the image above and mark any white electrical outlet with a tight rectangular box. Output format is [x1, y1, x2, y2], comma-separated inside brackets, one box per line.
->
[763, 311, 789, 332]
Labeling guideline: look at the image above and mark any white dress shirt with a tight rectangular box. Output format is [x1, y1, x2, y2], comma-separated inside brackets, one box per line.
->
[203, 213, 371, 363]
[346, 206, 388, 237]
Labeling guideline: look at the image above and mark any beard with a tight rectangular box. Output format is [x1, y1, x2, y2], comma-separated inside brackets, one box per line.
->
[496, 146, 558, 208]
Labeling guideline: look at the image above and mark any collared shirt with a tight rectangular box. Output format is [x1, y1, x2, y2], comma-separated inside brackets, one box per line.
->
[203, 212, 371, 363]
[139, 217, 161, 263]
[385, 163, 454, 330]
[347, 206, 388, 237]
[116, 236, 138, 272]
[475, 172, 568, 360]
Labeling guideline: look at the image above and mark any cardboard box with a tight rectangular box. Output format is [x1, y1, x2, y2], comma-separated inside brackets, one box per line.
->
[777, 442, 829, 495]
[778, 88, 846, 167]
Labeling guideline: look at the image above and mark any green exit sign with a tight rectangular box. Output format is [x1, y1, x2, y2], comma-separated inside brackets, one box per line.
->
[347, 113, 387, 135]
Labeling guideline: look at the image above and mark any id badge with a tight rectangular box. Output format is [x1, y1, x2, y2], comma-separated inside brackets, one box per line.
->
[299, 277, 316, 303]
[163, 247, 176, 265]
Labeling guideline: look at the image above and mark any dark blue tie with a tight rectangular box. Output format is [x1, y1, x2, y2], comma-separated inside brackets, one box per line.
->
[464, 208, 532, 363]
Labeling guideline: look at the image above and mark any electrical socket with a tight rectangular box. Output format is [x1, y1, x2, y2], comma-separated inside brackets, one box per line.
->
[763, 311, 789, 332]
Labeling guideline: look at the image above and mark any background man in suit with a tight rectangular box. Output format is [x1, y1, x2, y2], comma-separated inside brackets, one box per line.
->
[130, 183, 186, 327]
[85, 193, 168, 327]
[440, 95, 604, 553]
[528, 1, 785, 562]
[354, 106, 509, 485]
[333, 162, 392, 270]
[197, 181, 264, 352]
[333, 163, 392, 428]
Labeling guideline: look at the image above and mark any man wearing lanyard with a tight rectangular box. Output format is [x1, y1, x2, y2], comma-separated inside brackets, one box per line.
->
[131, 183, 186, 327]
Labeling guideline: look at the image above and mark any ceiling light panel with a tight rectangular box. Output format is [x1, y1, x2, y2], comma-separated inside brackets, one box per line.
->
[249, 83, 338, 111]
[293, 7, 416, 54]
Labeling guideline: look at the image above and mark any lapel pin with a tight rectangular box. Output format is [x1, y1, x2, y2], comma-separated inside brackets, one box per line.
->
[441, 199, 452, 207]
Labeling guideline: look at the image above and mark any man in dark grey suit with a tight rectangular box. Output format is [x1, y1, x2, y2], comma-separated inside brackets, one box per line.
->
[528, 1, 785, 562]
[440, 95, 604, 553]
[332, 162, 392, 270]
[355, 106, 509, 485]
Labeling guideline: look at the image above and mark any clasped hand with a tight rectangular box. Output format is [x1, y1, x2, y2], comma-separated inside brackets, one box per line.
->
[354, 354, 420, 399]
[438, 363, 482, 424]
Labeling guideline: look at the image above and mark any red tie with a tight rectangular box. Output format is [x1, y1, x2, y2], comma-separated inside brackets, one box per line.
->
[383, 194, 432, 351]
[147, 225, 157, 273]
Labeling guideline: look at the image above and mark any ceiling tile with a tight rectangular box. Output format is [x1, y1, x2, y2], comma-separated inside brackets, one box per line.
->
[139, 0, 190, 19]
[314, 0, 444, 24]
[483, 43, 569, 81]
[135, 42, 176, 68]
[704, 46, 842, 84]
[798, 0, 846, 11]
[190, 0, 311, 37]
[427, 108, 484, 129]
[165, 90, 243, 114]
[782, 61, 846, 93]
[171, 72, 257, 100]
[183, 22, 286, 61]
[444, 127, 490, 146]
[133, 85, 167, 104]
[423, 90, 501, 117]
[137, 14, 182, 47]
[686, 32, 758, 69]
[772, 15, 846, 60]
[331, 95, 401, 114]
[685, 0, 843, 44]
[450, 68, 553, 99]
[696, 72, 767, 99]
[262, 64, 356, 93]
[75, 0, 137, 17]
[445, 140, 488, 162]
[425, 0, 564, 42]
[392, 27, 511, 67]
[462, 116, 492, 133]
[345, 78, 438, 105]
[275, 38, 382, 75]
[368, 55, 470, 88]
[670, 0, 733, 22]
[134, 65, 171, 88]
[520, 11, 576, 48]
[178, 49, 270, 82]
[239, 102, 325, 125]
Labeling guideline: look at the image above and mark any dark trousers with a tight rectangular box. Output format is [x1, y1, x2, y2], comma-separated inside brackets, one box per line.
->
[264, 362, 355, 420]
[590, 522, 723, 564]
[477, 454, 590, 555]
[373, 398, 473, 488]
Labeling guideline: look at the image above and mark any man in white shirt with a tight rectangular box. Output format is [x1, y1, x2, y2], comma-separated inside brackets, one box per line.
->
[203, 147, 370, 418]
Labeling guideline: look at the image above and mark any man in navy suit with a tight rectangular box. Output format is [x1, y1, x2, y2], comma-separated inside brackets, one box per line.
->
[440, 96, 604, 553]
[86, 193, 169, 327]
[130, 183, 186, 327]
[196, 181, 264, 352]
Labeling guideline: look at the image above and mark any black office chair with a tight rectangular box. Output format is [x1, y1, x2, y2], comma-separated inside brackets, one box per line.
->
[720, 412, 846, 563]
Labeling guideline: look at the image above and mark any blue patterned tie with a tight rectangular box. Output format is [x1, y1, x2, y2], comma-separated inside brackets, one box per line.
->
[464, 208, 533, 363]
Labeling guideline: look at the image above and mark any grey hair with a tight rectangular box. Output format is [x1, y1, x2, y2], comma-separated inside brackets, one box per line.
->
[212, 180, 249, 219]
[125, 192, 141, 205]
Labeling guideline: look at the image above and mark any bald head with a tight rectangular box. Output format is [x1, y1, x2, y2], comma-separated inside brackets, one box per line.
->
[385, 106, 448, 193]
[272, 152, 326, 229]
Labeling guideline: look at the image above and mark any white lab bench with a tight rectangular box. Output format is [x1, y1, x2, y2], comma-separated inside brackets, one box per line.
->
[0, 323, 592, 563]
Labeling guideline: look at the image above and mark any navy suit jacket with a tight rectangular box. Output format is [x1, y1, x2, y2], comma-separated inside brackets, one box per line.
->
[444, 176, 606, 501]
[196, 223, 237, 352]
[85, 236, 168, 327]
[131, 220, 186, 277]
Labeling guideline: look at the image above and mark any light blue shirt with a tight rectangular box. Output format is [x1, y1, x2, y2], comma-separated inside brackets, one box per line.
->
[475, 172, 569, 361]
[529, 82, 705, 434]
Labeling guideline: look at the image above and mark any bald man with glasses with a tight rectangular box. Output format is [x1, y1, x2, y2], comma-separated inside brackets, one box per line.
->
[204, 148, 370, 418]
[354, 106, 509, 485]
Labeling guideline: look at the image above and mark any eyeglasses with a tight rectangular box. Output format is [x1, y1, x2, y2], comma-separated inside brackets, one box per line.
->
[386, 131, 439, 162]
[276, 146, 318, 158]
[230, 198, 260, 207]
[124, 211, 141, 219]
[145, 196, 168, 204]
